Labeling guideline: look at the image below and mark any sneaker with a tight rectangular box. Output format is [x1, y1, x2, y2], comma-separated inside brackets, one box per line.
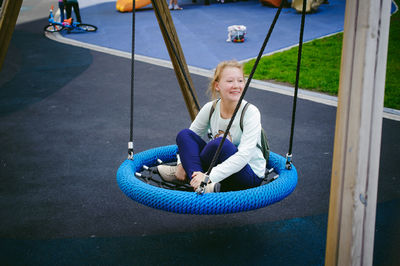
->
[168, 4, 173, 9]
[174, 5, 183, 10]
[204, 182, 221, 193]
[157, 165, 185, 184]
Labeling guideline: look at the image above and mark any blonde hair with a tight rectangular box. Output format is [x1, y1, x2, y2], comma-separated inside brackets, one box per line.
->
[208, 60, 244, 100]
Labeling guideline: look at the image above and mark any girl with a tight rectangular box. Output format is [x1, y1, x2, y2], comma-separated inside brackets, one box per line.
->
[158, 60, 266, 192]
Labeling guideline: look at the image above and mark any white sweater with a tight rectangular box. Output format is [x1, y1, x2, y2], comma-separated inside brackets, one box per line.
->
[189, 100, 266, 183]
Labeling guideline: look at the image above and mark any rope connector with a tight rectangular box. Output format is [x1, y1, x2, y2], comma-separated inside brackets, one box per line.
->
[196, 174, 210, 195]
[128, 141, 134, 160]
[196, 181, 207, 195]
[285, 153, 292, 170]
[207, 129, 213, 140]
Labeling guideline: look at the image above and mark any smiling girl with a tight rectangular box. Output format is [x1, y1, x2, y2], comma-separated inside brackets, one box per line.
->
[157, 60, 266, 192]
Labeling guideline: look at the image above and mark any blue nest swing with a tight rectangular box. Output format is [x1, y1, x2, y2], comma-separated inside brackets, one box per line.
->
[117, 0, 303, 215]
[117, 145, 298, 214]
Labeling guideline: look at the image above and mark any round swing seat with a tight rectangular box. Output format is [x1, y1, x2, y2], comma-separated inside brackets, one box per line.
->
[117, 145, 297, 214]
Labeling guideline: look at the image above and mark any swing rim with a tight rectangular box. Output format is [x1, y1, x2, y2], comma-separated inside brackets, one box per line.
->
[117, 145, 297, 215]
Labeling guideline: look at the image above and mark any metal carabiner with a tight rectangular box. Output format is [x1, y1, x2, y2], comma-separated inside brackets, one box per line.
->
[285, 153, 292, 170]
[128, 141, 134, 160]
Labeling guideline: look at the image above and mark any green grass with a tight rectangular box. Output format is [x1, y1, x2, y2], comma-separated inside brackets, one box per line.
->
[244, 1, 400, 110]
[385, 0, 400, 109]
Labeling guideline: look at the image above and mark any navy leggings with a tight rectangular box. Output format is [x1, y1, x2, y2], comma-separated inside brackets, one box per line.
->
[176, 129, 262, 192]
[58, 1, 65, 22]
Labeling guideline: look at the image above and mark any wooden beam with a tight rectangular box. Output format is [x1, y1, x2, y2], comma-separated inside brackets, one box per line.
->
[150, 0, 199, 121]
[325, 0, 391, 265]
[0, 0, 23, 71]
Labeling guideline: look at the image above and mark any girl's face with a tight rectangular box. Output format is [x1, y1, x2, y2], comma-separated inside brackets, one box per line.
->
[215, 67, 244, 104]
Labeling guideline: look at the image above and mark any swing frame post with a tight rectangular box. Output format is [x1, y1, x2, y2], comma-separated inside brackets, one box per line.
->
[150, 0, 199, 121]
[325, 0, 391, 265]
[0, 0, 23, 71]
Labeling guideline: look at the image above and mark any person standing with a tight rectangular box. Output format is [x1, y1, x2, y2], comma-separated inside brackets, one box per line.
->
[58, 0, 65, 22]
[168, 0, 183, 10]
[63, 0, 82, 23]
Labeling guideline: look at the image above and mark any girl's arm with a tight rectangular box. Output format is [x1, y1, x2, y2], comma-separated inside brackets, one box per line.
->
[189, 101, 213, 138]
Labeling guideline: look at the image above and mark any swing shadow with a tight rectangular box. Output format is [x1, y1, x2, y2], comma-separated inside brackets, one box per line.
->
[0, 19, 92, 116]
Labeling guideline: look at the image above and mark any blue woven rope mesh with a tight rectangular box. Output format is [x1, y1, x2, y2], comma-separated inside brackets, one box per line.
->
[117, 145, 297, 215]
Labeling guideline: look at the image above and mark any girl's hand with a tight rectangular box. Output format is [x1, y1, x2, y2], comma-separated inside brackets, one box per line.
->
[190, 171, 206, 190]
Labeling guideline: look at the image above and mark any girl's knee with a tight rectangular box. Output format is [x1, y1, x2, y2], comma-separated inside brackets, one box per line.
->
[208, 137, 236, 153]
[176, 128, 193, 142]
[212, 137, 233, 147]
[176, 128, 203, 145]
[207, 137, 222, 151]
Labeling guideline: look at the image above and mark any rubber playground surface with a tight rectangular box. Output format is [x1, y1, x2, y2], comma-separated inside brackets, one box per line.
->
[62, 0, 347, 69]
[0, 0, 399, 265]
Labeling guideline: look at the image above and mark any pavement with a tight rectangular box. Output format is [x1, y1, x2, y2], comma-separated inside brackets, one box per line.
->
[0, 0, 399, 265]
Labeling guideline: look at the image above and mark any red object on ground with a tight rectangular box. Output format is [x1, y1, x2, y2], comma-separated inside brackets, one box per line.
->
[260, 0, 282, 8]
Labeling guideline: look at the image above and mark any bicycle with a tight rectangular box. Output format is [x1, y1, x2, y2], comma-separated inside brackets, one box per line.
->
[44, 5, 97, 33]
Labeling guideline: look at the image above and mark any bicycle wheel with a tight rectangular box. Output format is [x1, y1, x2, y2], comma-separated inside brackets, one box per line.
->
[44, 24, 64, 32]
[76, 24, 97, 32]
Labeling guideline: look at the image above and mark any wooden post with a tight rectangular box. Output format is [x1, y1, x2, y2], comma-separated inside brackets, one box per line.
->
[150, 0, 199, 121]
[0, 0, 23, 71]
[325, 0, 391, 265]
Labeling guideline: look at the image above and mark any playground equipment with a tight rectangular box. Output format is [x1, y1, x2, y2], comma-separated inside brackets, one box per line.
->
[291, 0, 324, 12]
[117, 0, 300, 214]
[116, 0, 151, 12]
[114, 0, 392, 262]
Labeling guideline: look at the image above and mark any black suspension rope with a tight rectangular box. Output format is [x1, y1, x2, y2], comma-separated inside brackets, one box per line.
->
[126, 1, 305, 189]
[128, 0, 136, 159]
[197, 0, 286, 193]
[286, 0, 307, 169]
[151, 0, 201, 111]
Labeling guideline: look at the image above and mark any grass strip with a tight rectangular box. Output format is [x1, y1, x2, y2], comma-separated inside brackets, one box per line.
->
[244, 1, 399, 110]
